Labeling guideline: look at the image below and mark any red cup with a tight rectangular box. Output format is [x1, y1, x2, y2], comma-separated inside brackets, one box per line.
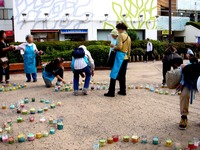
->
[112, 135, 119, 142]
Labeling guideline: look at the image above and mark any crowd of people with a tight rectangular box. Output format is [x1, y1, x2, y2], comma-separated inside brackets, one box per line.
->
[0, 22, 200, 130]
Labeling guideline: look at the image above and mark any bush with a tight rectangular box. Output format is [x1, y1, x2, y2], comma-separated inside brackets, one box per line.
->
[9, 40, 200, 66]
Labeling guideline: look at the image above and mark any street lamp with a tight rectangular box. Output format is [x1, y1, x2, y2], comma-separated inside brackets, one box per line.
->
[168, 0, 172, 44]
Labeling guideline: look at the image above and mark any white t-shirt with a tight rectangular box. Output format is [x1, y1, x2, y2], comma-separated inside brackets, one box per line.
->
[15, 43, 38, 55]
[147, 42, 153, 52]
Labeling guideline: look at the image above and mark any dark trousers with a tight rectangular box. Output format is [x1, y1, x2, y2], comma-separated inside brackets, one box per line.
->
[162, 62, 171, 84]
[0, 65, 9, 81]
[108, 60, 128, 94]
[26, 73, 37, 81]
[145, 51, 154, 61]
[56, 68, 64, 82]
[73, 66, 91, 91]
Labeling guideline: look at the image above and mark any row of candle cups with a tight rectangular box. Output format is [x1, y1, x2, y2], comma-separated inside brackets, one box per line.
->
[95, 135, 199, 149]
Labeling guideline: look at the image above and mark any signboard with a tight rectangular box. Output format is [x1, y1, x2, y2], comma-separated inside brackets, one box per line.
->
[162, 30, 172, 35]
[5, 30, 13, 36]
[177, 0, 200, 10]
[0, 0, 4, 7]
[61, 29, 88, 34]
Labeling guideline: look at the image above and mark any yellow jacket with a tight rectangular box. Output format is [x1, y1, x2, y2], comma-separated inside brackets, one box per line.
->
[114, 32, 131, 60]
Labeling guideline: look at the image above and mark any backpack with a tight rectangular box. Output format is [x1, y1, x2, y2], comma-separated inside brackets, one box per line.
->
[72, 48, 85, 59]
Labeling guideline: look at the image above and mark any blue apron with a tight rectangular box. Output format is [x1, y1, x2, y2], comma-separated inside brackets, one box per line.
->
[42, 70, 55, 82]
[110, 51, 126, 79]
[24, 45, 36, 74]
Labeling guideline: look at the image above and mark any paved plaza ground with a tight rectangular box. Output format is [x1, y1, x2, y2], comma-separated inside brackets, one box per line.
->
[0, 61, 200, 150]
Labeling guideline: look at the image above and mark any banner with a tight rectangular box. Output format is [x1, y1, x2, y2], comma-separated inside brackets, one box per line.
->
[0, 0, 4, 7]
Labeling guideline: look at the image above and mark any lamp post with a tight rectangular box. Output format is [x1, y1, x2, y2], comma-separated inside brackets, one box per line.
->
[169, 0, 172, 44]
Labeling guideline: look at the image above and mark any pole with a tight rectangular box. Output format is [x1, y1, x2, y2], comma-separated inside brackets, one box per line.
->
[169, 0, 172, 44]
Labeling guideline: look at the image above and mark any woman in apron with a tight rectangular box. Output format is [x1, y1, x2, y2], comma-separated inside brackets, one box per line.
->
[15, 35, 43, 82]
[104, 22, 131, 97]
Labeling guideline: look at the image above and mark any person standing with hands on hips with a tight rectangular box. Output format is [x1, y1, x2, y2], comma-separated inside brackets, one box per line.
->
[0, 30, 15, 84]
[104, 22, 131, 97]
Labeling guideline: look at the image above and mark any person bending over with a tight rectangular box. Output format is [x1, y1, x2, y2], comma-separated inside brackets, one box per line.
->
[42, 58, 66, 88]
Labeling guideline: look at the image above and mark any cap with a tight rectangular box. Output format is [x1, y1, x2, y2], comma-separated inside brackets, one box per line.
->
[110, 29, 118, 36]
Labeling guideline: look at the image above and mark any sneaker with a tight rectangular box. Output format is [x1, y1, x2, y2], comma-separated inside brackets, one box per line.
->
[26, 80, 31, 82]
[56, 81, 62, 86]
[82, 88, 88, 95]
[179, 118, 188, 130]
[5, 80, 9, 84]
[144, 61, 147, 63]
[33, 79, 37, 82]
[104, 93, 115, 97]
[74, 91, 78, 96]
[0, 81, 4, 84]
[118, 91, 126, 96]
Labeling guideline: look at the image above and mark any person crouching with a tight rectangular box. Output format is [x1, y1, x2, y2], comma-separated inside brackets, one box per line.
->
[71, 45, 95, 96]
[42, 58, 66, 88]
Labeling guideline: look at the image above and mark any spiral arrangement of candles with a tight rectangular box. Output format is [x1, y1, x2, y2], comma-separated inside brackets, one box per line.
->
[94, 135, 199, 150]
[0, 83, 27, 92]
[0, 116, 64, 144]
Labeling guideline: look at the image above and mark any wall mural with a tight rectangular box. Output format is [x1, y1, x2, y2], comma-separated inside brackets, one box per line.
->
[14, 0, 93, 29]
[104, 0, 157, 30]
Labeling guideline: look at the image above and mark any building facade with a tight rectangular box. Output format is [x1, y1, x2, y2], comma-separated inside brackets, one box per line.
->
[1, 0, 199, 42]
[0, 0, 14, 41]
[13, 0, 158, 42]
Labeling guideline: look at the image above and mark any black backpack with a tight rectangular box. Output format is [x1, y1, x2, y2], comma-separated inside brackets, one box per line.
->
[72, 48, 85, 59]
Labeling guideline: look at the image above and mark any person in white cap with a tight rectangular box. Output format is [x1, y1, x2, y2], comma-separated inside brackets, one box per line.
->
[109, 29, 118, 55]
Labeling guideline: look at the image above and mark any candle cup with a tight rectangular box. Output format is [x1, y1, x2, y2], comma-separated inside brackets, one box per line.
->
[7, 119, 12, 125]
[18, 134, 25, 143]
[43, 106, 48, 112]
[9, 104, 15, 109]
[8, 137, 14, 144]
[2, 134, 8, 143]
[49, 128, 55, 134]
[20, 103, 25, 108]
[40, 98, 44, 103]
[107, 137, 114, 144]
[45, 100, 50, 104]
[29, 116, 35, 122]
[17, 117, 23, 123]
[31, 98, 35, 102]
[30, 108, 36, 114]
[112, 135, 119, 142]
[49, 118, 53, 124]
[5, 126, 12, 133]
[17, 108, 21, 114]
[56, 102, 62, 106]
[57, 122, 64, 130]
[27, 133, 35, 141]
[123, 136, 130, 142]
[43, 132, 49, 137]
[36, 132, 42, 139]
[132, 135, 139, 143]
[2, 104, 6, 110]
[193, 137, 199, 149]
[37, 109, 43, 114]
[173, 142, 182, 150]
[40, 117, 46, 123]
[141, 135, 147, 144]
[21, 109, 28, 115]
[165, 139, 173, 147]
[99, 139, 106, 147]
[50, 104, 56, 109]
[24, 98, 29, 104]
[152, 137, 159, 145]
[188, 141, 195, 150]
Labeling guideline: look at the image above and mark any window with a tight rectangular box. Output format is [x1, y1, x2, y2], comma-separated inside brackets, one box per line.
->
[0, 8, 13, 20]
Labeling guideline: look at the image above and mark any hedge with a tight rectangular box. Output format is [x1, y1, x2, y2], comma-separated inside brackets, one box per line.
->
[186, 21, 200, 30]
[9, 40, 200, 67]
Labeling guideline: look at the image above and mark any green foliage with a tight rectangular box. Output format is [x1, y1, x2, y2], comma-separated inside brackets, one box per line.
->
[186, 21, 200, 30]
[127, 30, 139, 41]
[9, 40, 200, 66]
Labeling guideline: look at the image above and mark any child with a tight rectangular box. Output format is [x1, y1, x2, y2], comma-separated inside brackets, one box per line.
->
[71, 45, 95, 96]
[42, 57, 66, 88]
